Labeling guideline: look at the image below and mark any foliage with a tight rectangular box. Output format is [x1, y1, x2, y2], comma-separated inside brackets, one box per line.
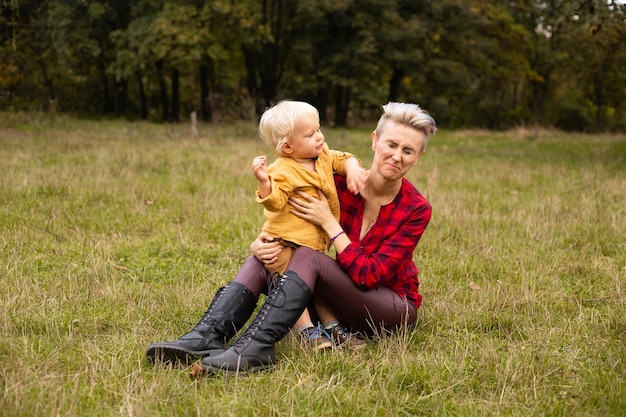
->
[0, 0, 625, 131]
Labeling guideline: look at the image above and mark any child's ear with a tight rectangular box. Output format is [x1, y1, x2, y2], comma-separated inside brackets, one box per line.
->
[281, 141, 293, 155]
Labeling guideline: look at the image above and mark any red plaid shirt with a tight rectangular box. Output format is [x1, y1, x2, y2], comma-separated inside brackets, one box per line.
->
[335, 174, 431, 308]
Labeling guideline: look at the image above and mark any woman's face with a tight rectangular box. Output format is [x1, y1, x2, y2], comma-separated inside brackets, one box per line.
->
[371, 120, 426, 180]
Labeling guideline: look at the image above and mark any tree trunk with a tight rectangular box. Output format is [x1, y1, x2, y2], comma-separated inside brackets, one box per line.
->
[137, 72, 148, 120]
[171, 67, 180, 122]
[37, 59, 55, 100]
[593, 77, 604, 132]
[243, 47, 261, 114]
[101, 67, 113, 114]
[333, 86, 351, 127]
[388, 67, 404, 102]
[199, 63, 212, 121]
[531, 80, 547, 139]
[114, 79, 127, 117]
[157, 60, 169, 122]
[313, 87, 329, 125]
[98, 55, 115, 115]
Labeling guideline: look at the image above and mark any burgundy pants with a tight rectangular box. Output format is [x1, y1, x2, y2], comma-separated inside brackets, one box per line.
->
[234, 246, 417, 336]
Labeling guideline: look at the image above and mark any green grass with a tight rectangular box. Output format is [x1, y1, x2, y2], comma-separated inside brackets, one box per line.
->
[1, 113, 625, 416]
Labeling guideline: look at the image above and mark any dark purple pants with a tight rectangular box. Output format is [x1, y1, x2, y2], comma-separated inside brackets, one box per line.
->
[234, 246, 417, 336]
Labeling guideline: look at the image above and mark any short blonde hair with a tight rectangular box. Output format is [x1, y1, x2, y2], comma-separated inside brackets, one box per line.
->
[374, 102, 437, 153]
[259, 100, 320, 156]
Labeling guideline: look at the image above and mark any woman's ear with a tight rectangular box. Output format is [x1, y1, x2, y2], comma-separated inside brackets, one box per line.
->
[371, 131, 377, 151]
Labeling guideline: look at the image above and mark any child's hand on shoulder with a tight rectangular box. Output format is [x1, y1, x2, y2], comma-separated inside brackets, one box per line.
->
[347, 166, 369, 195]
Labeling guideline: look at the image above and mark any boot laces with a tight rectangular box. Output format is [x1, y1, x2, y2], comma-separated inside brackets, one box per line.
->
[191, 285, 227, 331]
[234, 276, 286, 346]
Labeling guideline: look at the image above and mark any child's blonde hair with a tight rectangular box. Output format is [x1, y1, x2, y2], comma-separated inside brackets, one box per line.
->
[259, 100, 320, 156]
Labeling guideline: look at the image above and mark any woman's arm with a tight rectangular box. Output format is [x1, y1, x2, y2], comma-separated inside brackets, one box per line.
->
[288, 191, 351, 253]
[289, 184, 432, 290]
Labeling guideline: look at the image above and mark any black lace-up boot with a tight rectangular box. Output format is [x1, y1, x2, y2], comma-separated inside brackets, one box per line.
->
[146, 282, 257, 366]
[196, 271, 311, 374]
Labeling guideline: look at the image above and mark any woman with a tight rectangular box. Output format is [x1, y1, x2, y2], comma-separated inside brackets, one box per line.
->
[146, 102, 437, 374]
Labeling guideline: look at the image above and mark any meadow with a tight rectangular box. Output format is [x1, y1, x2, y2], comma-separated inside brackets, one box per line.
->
[0, 112, 624, 416]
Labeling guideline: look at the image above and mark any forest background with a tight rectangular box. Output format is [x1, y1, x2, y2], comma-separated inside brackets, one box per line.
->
[1, 0, 625, 132]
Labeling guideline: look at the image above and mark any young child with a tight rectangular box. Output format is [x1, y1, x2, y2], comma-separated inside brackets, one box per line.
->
[252, 100, 367, 350]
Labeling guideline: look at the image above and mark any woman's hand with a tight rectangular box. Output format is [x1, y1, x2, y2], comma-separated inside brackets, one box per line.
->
[288, 191, 337, 232]
[250, 232, 283, 264]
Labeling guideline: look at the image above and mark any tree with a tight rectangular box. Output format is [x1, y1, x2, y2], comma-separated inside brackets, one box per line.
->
[229, 0, 301, 113]
[296, 0, 385, 126]
[566, 0, 626, 131]
[111, 1, 208, 121]
[0, 0, 59, 110]
[2, 0, 624, 131]
[44, 0, 131, 114]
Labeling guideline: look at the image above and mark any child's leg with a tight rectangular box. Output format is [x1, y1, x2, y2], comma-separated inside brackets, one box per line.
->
[314, 297, 339, 328]
[291, 275, 329, 348]
[294, 306, 332, 350]
[293, 308, 316, 333]
[315, 297, 367, 348]
[264, 245, 295, 281]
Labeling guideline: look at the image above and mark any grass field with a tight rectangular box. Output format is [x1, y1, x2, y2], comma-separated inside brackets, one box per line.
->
[1, 112, 625, 416]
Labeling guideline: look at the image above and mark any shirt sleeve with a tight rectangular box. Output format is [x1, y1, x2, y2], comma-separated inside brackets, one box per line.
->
[327, 148, 360, 175]
[255, 166, 293, 212]
[336, 201, 431, 290]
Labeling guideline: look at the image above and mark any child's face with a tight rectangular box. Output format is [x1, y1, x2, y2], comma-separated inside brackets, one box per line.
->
[285, 116, 324, 160]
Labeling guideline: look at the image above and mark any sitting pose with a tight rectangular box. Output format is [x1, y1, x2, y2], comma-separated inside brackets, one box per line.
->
[146, 102, 437, 374]
[251, 100, 367, 350]
[146, 100, 365, 364]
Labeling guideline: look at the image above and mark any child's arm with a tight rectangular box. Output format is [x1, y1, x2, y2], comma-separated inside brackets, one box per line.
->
[344, 157, 369, 195]
[252, 155, 271, 198]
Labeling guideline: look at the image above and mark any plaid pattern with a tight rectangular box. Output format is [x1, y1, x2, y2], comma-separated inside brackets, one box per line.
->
[334, 174, 431, 308]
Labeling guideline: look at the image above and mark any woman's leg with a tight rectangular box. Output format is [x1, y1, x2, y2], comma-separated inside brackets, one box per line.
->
[262, 250, 331, 350]
[146, 282, 257, 365]
[147, 257, 272, 366]
[233, 256, 272, 297]
[198, 271, 312, 374]
[287, 247, 417, 336]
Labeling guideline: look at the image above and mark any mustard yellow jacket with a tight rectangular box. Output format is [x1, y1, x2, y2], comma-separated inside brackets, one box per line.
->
[256, 143, 357, 251]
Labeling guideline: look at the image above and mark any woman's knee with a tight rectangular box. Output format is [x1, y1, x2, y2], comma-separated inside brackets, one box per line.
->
[233, 256, 270, 297]
[290, 246, 318, 261]
[286, 246, 320, 273]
